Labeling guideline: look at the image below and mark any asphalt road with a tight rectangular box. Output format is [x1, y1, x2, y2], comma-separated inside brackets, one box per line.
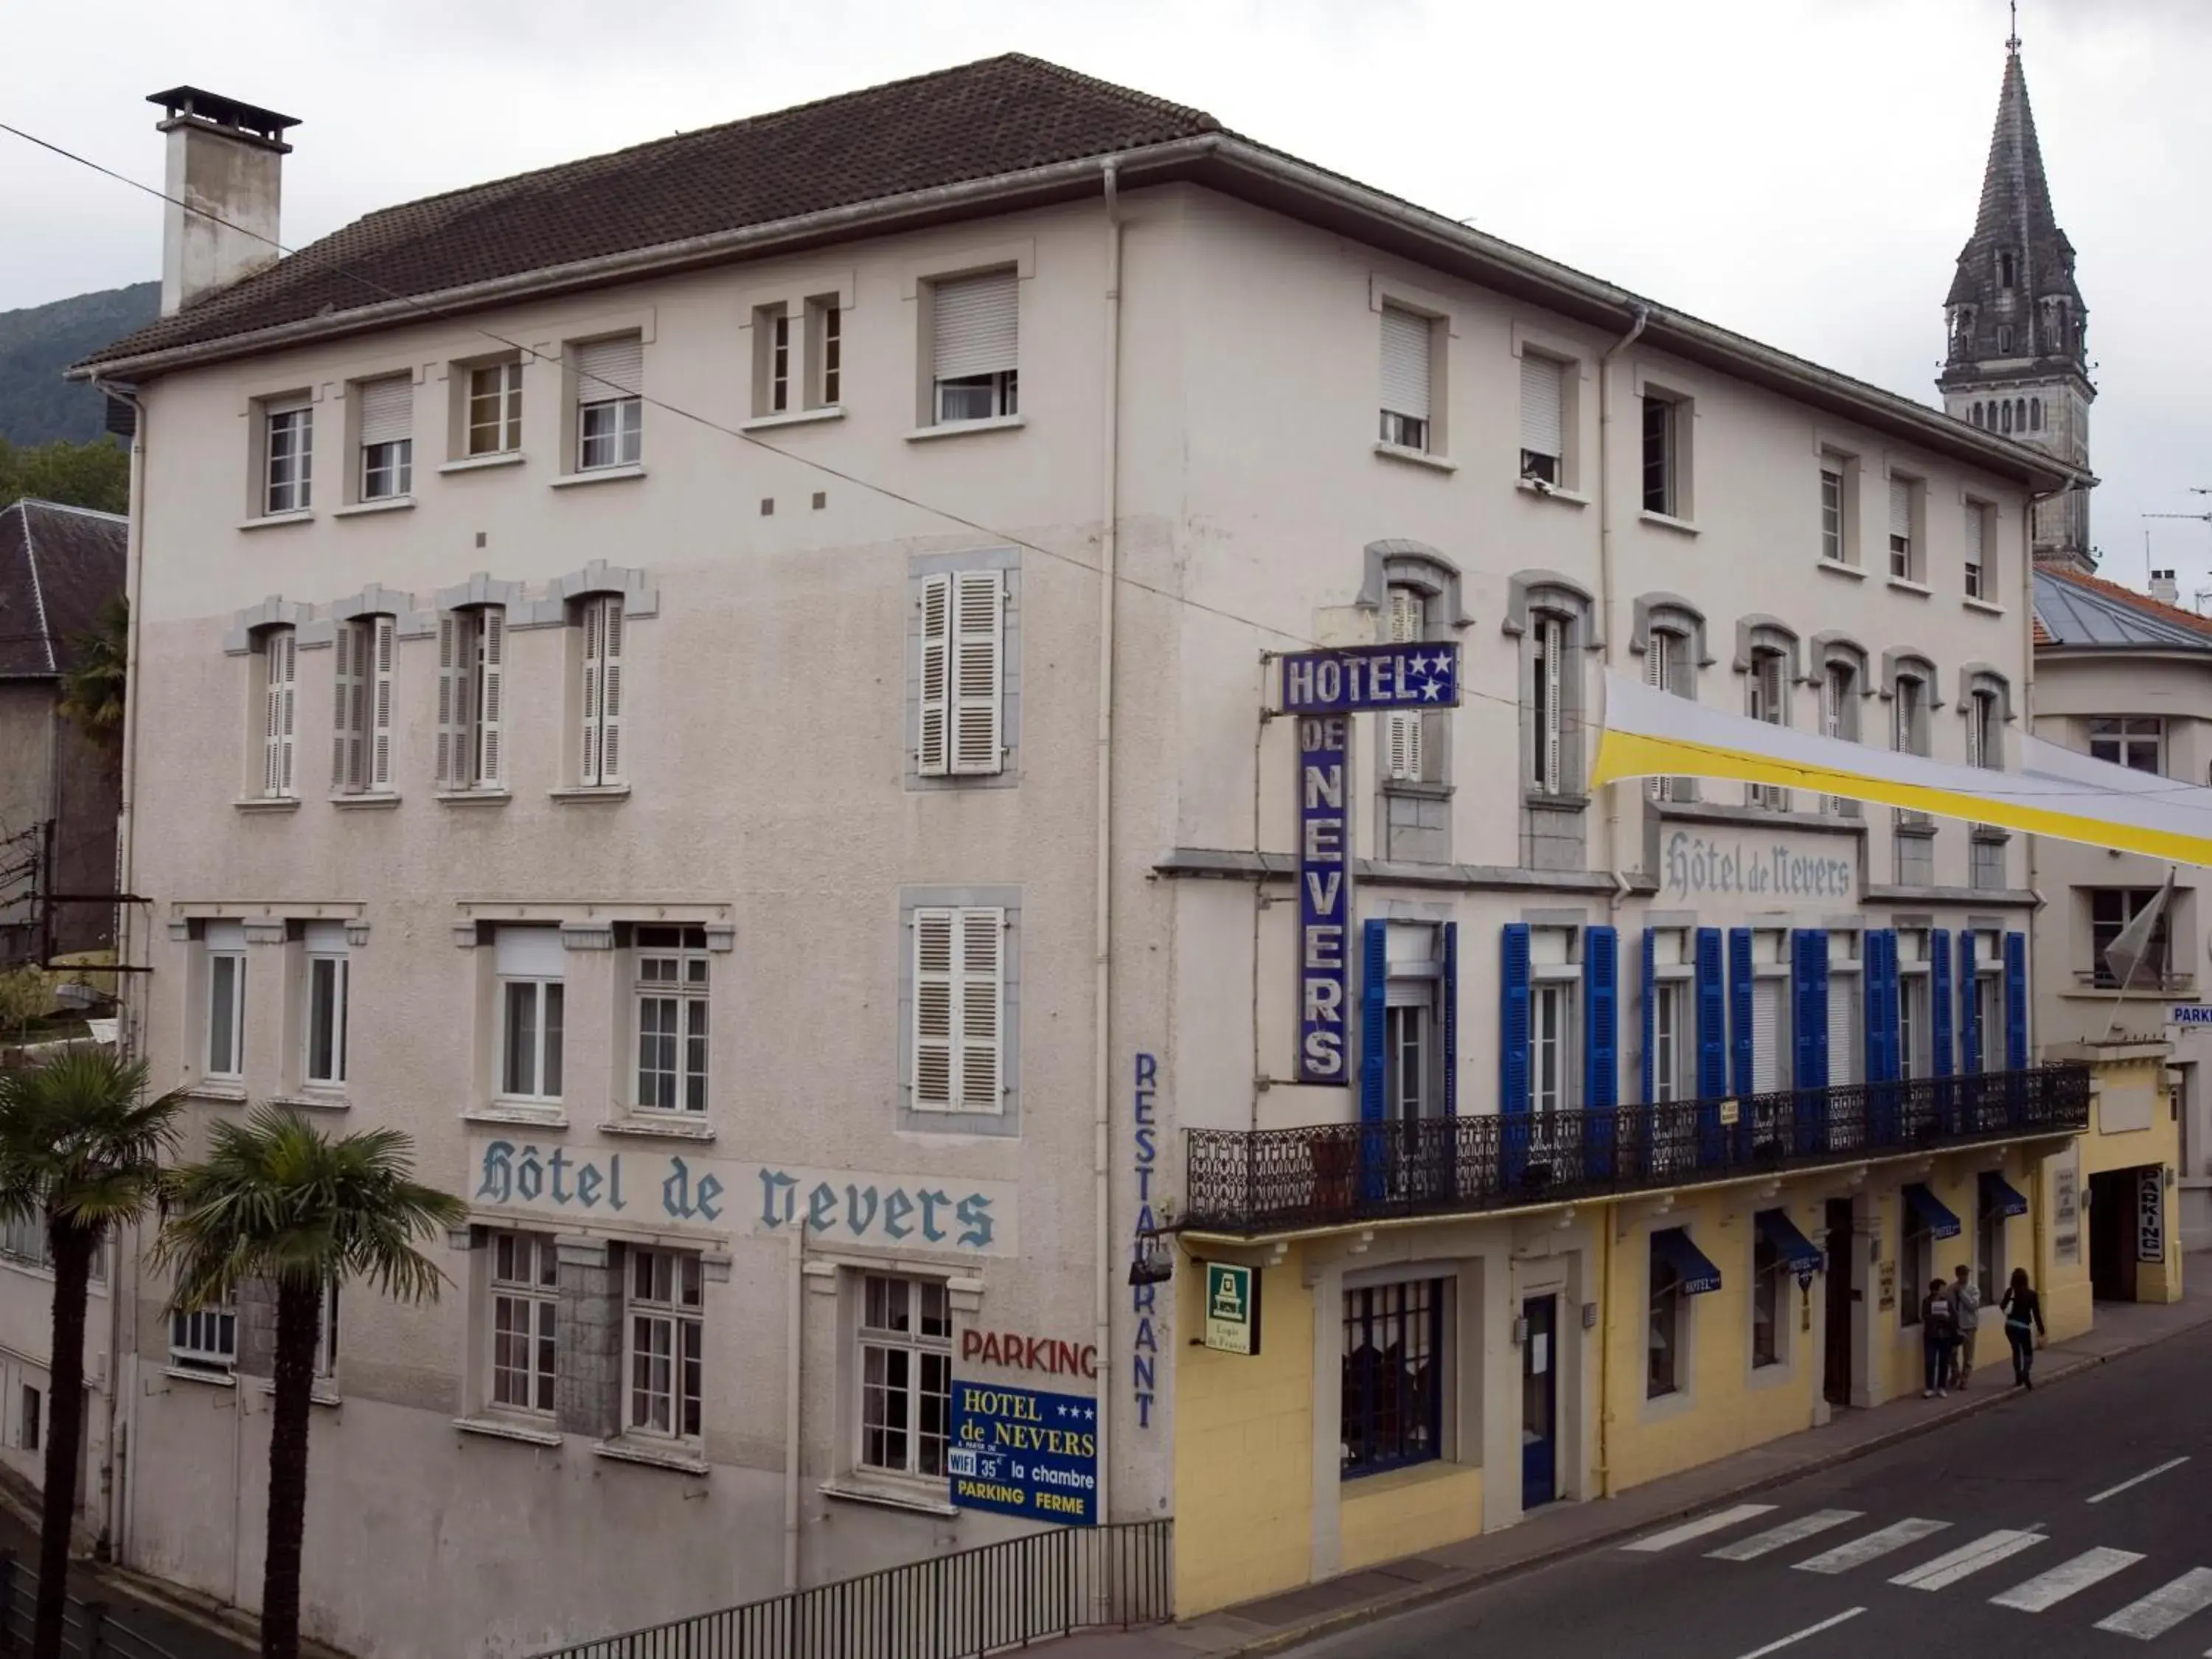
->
[1296, 1322, 2212, 1659]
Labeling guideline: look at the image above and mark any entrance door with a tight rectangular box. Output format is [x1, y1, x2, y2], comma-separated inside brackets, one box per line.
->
[1520, 1295, 1558, 1510]
[1823, 1199, 1855, 1407]
[2089, 1169, 2140, 1301]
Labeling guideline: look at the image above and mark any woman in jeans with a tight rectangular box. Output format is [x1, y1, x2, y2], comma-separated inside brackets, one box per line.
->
[2000, 1267, 2045, 1388]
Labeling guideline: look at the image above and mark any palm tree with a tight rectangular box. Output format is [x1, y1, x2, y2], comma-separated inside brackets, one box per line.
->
[56, 594, 128, 754]
[151, 1107, 462, 1659]
[0, 1048, 184, 1659]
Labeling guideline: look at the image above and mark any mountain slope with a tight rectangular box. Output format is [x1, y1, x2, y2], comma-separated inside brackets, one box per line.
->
[0, 283, 159, 444]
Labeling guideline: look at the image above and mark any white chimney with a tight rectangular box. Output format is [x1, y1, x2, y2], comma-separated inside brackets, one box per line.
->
[2151, 568, 2180, 606]
[148, 87, 299, 317]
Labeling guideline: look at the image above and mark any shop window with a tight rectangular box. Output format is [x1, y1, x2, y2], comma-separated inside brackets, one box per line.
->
[1341, 1279, 1445, 1477]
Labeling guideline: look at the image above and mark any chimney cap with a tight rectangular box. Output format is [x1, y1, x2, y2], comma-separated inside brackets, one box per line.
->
[146, 86, 299, 145]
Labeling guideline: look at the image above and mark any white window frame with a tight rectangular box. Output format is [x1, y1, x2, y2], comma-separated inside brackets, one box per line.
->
[170, 1303, 237, 1374]
[1645, 625, 1694, 803]
[857, 1273, 953, 1480]
[769, 308, 793, 414]
[1519, 352, 1567, 485]
[1530, 613, 1565, 796]
[1652, 975, 1691, 1104]
[303, 946, 349, 1091]
[1378, 305, 1433, 453]
[355, 377, 414, 503]
[574, 335, 645, 472]
[332, 617, 396, 795]
[634, 925, 710, 1115]
[437, 608, 505, 792]
[1888, 476, 1919, 582]
[487, 1229, 559, 1418]
[1641, 394, 1681, 517]
[1967, 688, 2000, 771]
[1747, 649, 1788, 810]
[1384, 585, 1427, 785]
[813, 298, 843, 408]
[626, 1247, 703, 1442]
[577, 595, 627, 787]
[930, 270, 1019, 425]
[1531, 978, 1572, 1118]
[467, 360, 524, 457]
[1964, 500, 1994, 599]
[262, 401, 312, 515]
[911, 906, 1004, 1114]
[206, 938, 246, 1082]
[2089, 717, 2160, 775]
[258, 627, 299, 800]
[919, 572, 1005, 777]
[1819, 462, 1848, 565]
[496, 933, 566, 1106]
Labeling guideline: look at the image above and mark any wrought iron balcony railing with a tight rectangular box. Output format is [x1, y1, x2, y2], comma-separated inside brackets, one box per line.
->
[1185, 1065, 2090, 1236]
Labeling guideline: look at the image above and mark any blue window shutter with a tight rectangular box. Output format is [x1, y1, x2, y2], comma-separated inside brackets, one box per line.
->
[2004, 931, 2028, 1071]
[1587, 927, 1618, 1110]
[1792, 933, 1815, 1090]
[1695, 928, 1726, 1097]
[1931, 928, 1955, 1079]
[1728, 928, 1754, 1098]
[1500, 924, 1531, 1116]
[1442, 922, 1460, 1116]
[1810, 931, 1830, 1089]
[1868, 931, 1899, 1083]
[1360, 919, 1388, 1124]
[1959, 931, 1980, 1074]
[1641, 929, 1659, 1104]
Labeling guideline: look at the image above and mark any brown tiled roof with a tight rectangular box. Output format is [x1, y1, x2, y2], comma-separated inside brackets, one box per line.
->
[82, 55, 1220, 366]
[0, 501, 127, 679]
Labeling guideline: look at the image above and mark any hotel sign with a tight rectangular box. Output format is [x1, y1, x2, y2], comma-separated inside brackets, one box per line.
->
[1279, 641, 1460, 716]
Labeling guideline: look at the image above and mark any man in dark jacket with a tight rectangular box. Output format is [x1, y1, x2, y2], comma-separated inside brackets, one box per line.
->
[1921, 1278, 1957, 1397]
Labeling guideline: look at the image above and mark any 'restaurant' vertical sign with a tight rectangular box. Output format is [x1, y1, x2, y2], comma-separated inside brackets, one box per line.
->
[1280, 642, 1461, 1085]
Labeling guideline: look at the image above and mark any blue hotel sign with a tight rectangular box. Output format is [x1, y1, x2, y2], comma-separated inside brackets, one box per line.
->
[947, 1380, 1099, 1526]
[1279, 641, 1460, 715]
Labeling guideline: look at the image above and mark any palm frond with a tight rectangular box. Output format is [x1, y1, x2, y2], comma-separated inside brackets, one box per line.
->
[0, 1049, 185, 1241]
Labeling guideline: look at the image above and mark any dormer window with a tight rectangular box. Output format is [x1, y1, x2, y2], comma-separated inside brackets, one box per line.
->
[1998, 251, 2017, 291]
[1996, 325, 2013, 354]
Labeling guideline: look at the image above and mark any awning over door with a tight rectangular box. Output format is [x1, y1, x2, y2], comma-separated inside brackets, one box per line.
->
[1980, 1171, 2029, 1218]
[1652, 1226, 1724, 1295]
[1904, 1183, 1963, 1239]
[1756, 1208, 1825, 1274]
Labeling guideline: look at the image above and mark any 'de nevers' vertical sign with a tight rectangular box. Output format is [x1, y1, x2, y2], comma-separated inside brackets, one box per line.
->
[1279, 641, 1461, 1086]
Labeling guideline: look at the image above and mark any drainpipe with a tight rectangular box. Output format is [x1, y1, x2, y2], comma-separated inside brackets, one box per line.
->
[784, 1220, 806, 1592]
[1596, 307, 1649, 889]
[1091, 156, 1124, 1526]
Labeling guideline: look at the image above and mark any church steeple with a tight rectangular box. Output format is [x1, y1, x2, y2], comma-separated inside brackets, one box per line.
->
[1938, 27, 2095, 569]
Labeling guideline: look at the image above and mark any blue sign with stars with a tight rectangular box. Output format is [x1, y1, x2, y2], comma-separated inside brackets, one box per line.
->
[946, 1380, 1099, 1526]
[1279, 641, 1461, 715]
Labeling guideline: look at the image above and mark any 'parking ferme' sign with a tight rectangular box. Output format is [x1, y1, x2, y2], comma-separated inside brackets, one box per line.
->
[947, 1381, 1099, 1526]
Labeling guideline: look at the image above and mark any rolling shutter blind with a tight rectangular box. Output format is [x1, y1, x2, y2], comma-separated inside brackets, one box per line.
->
[1360, 919, 1388, 1125]
[1379, 307, 1430, 421]
[579, 597, 625, 786]
[918, 577, 952, 776]
[1888, 477, 1913, 539]
[262, 630, 296, 796]
[1695, 928, 1727, 1099]
[932, 272, 1018, 380]
[1520, 355, 1564, 457]
[1385, 589, 1423, 782]
[575, 335, 642, 407]
[369, 616, 396, 790]
[331, 623, 364, 791]
[1752, 978, 1785, 1093]
[358, 377, 411, 445]
[1829, 974, 1857, 1085]
[912, 907, 1004, 1111]
[1499, 924, 1531, 1116]
[951, 572, 1004, 775]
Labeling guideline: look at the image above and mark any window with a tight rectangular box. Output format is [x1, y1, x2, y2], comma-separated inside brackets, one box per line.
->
[330, 617, 396, 795]
[635, 925, 709, 1113]
[1973, 969, 2001, 1076]
[1644, 625, 1694, 802]
[20, 1387, 38, 1455]
[1828, 945, 1861, 1086]
[1820, 463, 1847, 563]
[1996, 324, 2014, 355]
[1899, 936, 1930, 1081]
[918, 572, 1005, 777]
[303, 922, 348, 1090]
[1648, 1239, 1682, 1398]
[1529, 613, 1565, 795]
[1377, 306, 1432, 453]
[204, 920, 246, 1080]
[496, 928, 565, 1104]
[257, 627, 299, 800]
[1821, 658, 1860, 815]
[1385, 924, 1444, 1123]
[574, 335, 643, 470]
[262, 400, 312, 515]
[1385, 586, 1427, 784]
[1341, 1279, 1444, 1476]
[1531, 981, 1569, 1116]
[1975, 1187, 2006, 1307]
[2090, 890, 2171, 988]
[467, 361, 524, 456]
[858, 1275, 951, 1478]
[0, 1206, 104, 1283]
[1752, 1232, 1783, 1368]
[488, 1230, 558, 1416]
[912, 908, 1002, 1113]
[1901, 1205, 1931, 1327]
[436, 608, 505, 791]
[2089, 717, 2161, 775]
[931, 270, 1018, 422]
[1966, 688, 2000, 771]
[626, 1248, 703, 1441]
[1747, 649, 1788, 810]
[1641, 394, 1681, 515]
[1652, 980, 1688, 1103]
[170, 1303, 237, 1374]
[1964, 501, 1994, 599]
[577, 596, 626, 787]
[2031, 397, 2042, 431]
[813, 299, 843, 407]
[1520, 354, 1565, 484]
[1999, 250, 2017, 291]
[768, 307, 792, 414]
[355, 376, 413, 501]
[1893, 674, 1930, 758]
[1888, 476, 1918, 581]
[314, 1280, 341, 1382]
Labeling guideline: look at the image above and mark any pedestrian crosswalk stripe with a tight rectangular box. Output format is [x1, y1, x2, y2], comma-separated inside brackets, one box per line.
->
[1889, 1529, 2045, 1590]
[1708, 1511, 1864, 1562]
[1793, 1518, 1951, 1576]
[1989, 1547, 2146, 1613]
[1623, 1503, 1778, 1553]
[2093, 1567, 2212, 1639]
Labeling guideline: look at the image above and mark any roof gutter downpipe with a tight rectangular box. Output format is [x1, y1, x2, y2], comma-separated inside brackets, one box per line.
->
[1091, 155, 1123, 1548]
[1598, 305, 1650, 898]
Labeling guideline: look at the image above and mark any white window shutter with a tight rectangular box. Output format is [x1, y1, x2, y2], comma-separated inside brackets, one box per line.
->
[599, 597, 625, 784]
[1379, 307, 1431, 422]
[330, 622, 359, 790]
[574, 336, 642, 408]
[1888, 477, 1913, 539]
[369, 617, 396, 790]
[957, 908, 1004, 1110]
[932, 272, 1018, 379]
[267, 631, 297, 796]
[913, 909, 954, 1108]
[579, 600, 603, 785]
[263, 636, 285, 796]
[1540, 617, 1563, 789]
[950, 572, 1004, 775]
[917, 575, 952, 776]
[1520, 355, 1564, 457]
[479, 608, 505, 785]
[1385, 588, 1421, 644]
[1385, 709, 1422, 782]
[357, 377, 411, 445]
[435, 615, 459, 788]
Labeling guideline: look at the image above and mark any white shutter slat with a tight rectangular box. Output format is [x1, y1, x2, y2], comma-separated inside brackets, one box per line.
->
[950, 572, 1004, 775]
[1520, 355, 1564, 456]
[357, 377, 412, 446]
[1888, 477, 1913, 538]
[1540, 619, 1563, 789]
[479, 608, 505, 785]
[369, 617, 396, 790]
[1379, 307, 1431, 422]
[263, 636, 284, 796]
[1829, 975, 1858, 1085]
[575, 336, 643, 407]
[599, 597, 625, 785]
[932, 272, 1018, 380]
[913, 910, 955, 1108]
[578, 600, 602, 785]
[435, 615, 458, 788]
[918, 575, 952, 776]
[331, 622, 355, 790]
[1752, 978, 1785, 1093]
[957, 908, 1004, 1110]
[272, 632, 297, 795]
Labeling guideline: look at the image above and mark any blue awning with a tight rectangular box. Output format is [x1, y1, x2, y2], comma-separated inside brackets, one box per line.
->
[1903, 1183, 1963, 1239]
[1652, 1227, 1723, 1296]
[1756, 1209, 1825, 1275]
[1980, 1171, 2030, 1219]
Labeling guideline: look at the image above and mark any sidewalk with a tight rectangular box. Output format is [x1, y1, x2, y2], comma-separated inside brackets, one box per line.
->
[1060, 1269, 2212, 1659]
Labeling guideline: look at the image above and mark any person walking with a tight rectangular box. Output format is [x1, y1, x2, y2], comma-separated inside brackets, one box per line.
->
[2000, 1267, 2046, 1388]
[1951, 1264, 1983, 1388]
[1921, 1276, 1958, 1397]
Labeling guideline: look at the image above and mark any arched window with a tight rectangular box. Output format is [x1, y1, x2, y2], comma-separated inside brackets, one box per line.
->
[1507, 574, 1596, 802]
[1635, 597, 1708, 804]
[2015, 398, 2028, 431]
[2031, 398, 2042, 431]
[1972, 403, 1983, 427]
[1997, 324, 2013, 354]
[2000, 401, 2014, 434]
[1999, 251, 2017, 290]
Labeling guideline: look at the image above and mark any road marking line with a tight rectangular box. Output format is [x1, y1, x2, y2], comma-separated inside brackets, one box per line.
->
[1990, 1547, 2146, 1613]
[1889, 1529, 2045, 1590]
[2088, 1455, 2191, 1505]
[1709, 1510, 1864, 1562]
[1792, 1517, 1950, 1575]
[2094, 1567, 2212, 1639]
[1729, 1607, 1866, 1658]
[1622, 1503, 1778, 1553]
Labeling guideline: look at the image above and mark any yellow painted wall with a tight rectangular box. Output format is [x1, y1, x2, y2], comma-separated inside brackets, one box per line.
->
[1340, 1463, 1484, 1572]
[2041, 1052, 2185, 1339]
[1874, 1161, 2023, 1401]
[1173, 1248, 1315, 1617]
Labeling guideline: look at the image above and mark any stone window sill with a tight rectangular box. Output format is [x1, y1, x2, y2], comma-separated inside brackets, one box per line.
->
[906, 415, 1027, 443]
[453, 1416, 563, 1447]
[164, 1366, 237, 1388]
[1970, 825, 2011, 844]
[741, 406, 844, 433]
[1887, 577, 1933, 598]
[1517, 476, 1588, 506]
[233, 796, 301, 814]
[331, 498, 414, 519]
[1381, 779, 1454, 800]
[549, 785, 631, 804]
[1638, 509, 1699, 537]
[254, 1377, 341, 1408]
[599, 1114, 717, 1142]
[1817, 558, 1867, 581]
[1373, 442, 1457, 474]
[1527, 792, 1590, 811]
[462, 1104, 568, 1130]
[330, 792, 401, 811]
[266, 1092, 348, 1114]
[552, 465, 647, 489]
[238, 510, 314, 532]
[1964, 597, 2006, 616]
[439, 452, 526, 476]
[594, 1438, 709, 1477]
[185, 1082, 248, 1105]
[820, 1476, 957, 1517]
[436, 789, 512, 807]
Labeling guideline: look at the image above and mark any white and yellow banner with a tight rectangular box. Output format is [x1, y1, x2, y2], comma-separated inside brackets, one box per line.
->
[1592, 672, 2212, 867]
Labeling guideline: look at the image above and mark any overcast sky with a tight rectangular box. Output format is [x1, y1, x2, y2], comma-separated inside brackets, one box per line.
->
[5, 0, 2206, 595]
